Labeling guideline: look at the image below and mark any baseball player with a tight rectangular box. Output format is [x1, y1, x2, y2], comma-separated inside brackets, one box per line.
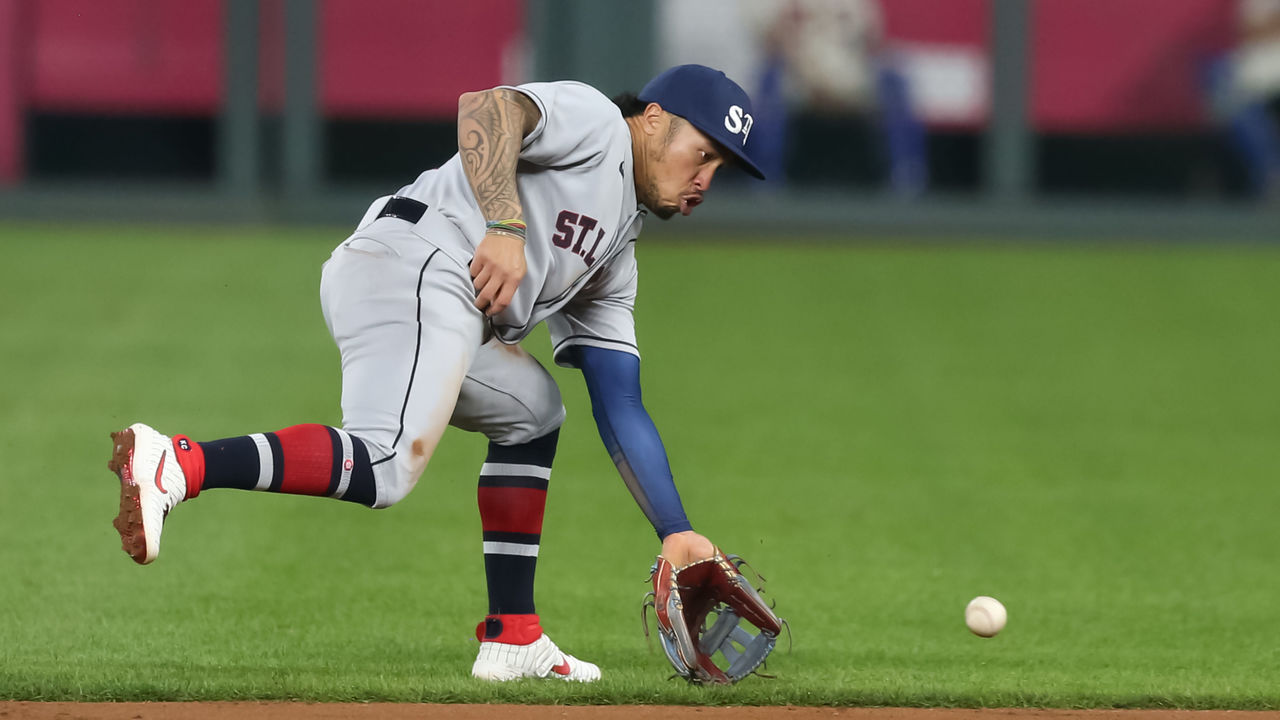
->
[107, 64, 765, 683]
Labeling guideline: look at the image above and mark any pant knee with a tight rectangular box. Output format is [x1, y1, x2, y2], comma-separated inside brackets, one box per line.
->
[359, 435, 422, 509]
[485, 404, 566, 446]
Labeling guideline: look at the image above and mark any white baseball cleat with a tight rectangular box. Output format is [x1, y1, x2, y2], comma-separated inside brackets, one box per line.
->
[471, 634, 601, 682]
[107, 423, 188, 565]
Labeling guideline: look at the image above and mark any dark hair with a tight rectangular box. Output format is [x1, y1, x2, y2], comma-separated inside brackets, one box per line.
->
[612, 91, 684, 131]
[612, 92, 646, 117]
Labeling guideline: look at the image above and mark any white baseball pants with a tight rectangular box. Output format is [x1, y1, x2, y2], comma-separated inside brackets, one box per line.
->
[319, 212, 565, 508]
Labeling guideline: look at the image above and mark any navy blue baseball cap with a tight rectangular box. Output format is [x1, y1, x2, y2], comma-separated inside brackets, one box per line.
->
[637, 64, 766, 180]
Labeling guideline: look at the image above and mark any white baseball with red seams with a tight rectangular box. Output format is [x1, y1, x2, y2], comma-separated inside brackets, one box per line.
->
[965, 596, 1007, 637]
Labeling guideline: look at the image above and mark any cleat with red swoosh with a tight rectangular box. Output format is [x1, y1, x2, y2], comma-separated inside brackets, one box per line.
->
[472, 633, 601, 682]
[107, 423, 188, 565]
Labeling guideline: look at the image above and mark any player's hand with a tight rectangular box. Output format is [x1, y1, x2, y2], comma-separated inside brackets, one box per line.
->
[660, 530, 716, 567]
[470, 231, 526, 317]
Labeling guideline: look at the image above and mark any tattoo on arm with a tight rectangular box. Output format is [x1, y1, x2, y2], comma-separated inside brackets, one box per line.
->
[458, 89, 539, 222]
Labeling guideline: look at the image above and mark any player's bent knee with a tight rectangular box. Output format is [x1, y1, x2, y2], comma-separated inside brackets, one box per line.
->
[358, 436, 424, 509]
[369, 458, 420, 509]
[485, 403, 566, 446]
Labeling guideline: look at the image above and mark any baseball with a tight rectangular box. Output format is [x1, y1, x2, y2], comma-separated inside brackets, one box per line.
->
[965, 596, 1007, 637]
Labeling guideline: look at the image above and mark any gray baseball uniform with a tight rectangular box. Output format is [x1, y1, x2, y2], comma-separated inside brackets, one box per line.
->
[106, 67, 762, 679]
[320, 80, 646, 507]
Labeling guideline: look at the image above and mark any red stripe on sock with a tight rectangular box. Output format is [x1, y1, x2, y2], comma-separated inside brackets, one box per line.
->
[171, 435, 205, 499]
[477, 486, 547, 535]
[275, 424, 335, 496]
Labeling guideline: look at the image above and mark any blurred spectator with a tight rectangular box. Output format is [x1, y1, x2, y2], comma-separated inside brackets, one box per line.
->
[747, 0, 927, 196]
[1237, 0, 1280, 106]
[1206, 0, 1280, 199]
[657, 0, 926, 194]
[759, 0, 883, 113]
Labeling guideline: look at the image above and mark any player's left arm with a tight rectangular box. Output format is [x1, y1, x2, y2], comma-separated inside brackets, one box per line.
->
[571, 345, 714, 564]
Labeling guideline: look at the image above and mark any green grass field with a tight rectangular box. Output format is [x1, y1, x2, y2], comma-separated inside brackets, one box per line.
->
[1, 222, 1278, 708]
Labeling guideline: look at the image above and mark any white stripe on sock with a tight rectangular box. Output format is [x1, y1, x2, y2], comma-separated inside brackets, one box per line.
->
[483, 541, 540, 557]
[480, 462, 551, 480]
[333, 428, 354, 498]
[250, 433, 272, 490]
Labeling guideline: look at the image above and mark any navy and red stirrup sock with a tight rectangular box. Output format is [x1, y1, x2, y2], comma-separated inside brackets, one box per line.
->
[478, 429, 559, 632]
[177, 424, 377, 507]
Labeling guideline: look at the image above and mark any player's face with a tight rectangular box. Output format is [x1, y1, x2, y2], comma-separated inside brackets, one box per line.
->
[647, 117, 727, 220]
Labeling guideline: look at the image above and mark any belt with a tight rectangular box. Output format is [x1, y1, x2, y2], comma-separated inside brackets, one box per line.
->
[377, 196, 428, 223]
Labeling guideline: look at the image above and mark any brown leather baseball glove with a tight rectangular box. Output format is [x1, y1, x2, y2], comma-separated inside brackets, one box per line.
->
[642, 548, 785, 684]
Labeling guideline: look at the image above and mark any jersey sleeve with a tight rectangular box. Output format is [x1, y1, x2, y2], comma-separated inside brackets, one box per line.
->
[573, 345, 693, 539]
[502, 81, 622, 169]
[547, 242, 640, 368]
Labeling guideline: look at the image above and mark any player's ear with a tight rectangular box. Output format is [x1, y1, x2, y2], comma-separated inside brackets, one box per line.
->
[641, 102, 666, 135]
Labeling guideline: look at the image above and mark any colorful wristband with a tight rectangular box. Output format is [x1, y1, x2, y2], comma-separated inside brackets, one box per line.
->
[485, 219, 527, 240]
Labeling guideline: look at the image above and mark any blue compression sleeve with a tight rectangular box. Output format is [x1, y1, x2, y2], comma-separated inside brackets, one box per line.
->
[571, 345, 693, 538]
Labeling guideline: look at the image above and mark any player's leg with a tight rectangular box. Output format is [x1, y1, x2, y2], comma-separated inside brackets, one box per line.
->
[108, 420, 379, 564]
[455, 341, 566, 626]
[108, 221, 484, 564]
[171, 228, 481, 503]
[320, 224, 486, 506]
[451, 340, 599, 682]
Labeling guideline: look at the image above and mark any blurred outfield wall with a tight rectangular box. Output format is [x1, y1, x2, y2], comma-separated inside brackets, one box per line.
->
[0, 0, 1276, 239]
